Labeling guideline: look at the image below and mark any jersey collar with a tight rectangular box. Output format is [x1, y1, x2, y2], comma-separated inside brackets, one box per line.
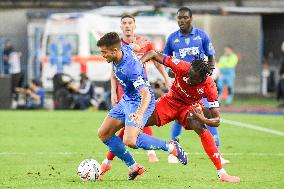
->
[178, 26, 196, 37]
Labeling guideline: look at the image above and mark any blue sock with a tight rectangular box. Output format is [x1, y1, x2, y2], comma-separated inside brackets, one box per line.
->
[136, 133, 169, 151]
[207, 126, 220, 152]
[171, 121, 182, 142]
[103, 135, 135, 167]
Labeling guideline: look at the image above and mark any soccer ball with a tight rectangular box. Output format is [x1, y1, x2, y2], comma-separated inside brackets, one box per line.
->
[77, 159, 101, 181]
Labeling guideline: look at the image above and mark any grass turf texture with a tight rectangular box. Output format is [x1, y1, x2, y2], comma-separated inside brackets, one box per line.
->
[0, 111, 283, 189]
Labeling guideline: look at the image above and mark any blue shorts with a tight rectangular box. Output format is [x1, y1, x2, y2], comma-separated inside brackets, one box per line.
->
[109, 98, 155, 128]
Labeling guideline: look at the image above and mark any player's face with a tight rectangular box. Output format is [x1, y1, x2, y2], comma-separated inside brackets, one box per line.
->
[120, 17, 136, 37]
[187, 68, 204, 86]
[99, 46, 117, 63]
[177, 11, 192, 31]
[224, 47, 232, 55]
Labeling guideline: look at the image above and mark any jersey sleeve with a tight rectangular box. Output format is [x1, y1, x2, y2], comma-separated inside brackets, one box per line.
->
[202, 32, 215, 57]
[204, 78, 219, 108]
[163, 34, 173, 56]
[127, 62, 149, 91]
[163, 56, 190, 75]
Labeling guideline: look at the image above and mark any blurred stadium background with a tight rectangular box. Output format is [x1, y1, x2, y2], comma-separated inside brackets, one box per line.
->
[0, 1, 284, 188]
[0, 0, 284, 109]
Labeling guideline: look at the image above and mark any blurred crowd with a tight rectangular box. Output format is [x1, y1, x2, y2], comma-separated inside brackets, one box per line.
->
[1, 38, 284, 110]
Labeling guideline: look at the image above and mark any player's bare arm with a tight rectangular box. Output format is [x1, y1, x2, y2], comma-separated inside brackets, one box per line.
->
[192, 107, 220, 127]
[129, 87, 151, 127]
[207, 55, 216, 72]
[140, 50, 165, 64]
[153, 60, 172, 88]
[110, 71, 118, 106]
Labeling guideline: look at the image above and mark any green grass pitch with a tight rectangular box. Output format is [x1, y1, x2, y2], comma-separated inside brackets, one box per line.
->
[0, 111, 283, 189]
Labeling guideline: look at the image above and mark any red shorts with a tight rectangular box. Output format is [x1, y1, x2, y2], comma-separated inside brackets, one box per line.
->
[154, 94, 203, 130]
[117, 82, 124, 101]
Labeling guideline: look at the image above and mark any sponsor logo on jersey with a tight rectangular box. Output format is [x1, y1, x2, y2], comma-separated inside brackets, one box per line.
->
[179, 47, 200, 58]
[197, 88, 204, 94]
[133, 76, 146, 88]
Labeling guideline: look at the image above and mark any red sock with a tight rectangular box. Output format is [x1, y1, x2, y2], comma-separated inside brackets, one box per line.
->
[117, 127, 125, 139]
[199, 129, 222, 170]
[142, 126, 153, 136]
[106, 128, 126, 161]
[106, 151, 115, 160]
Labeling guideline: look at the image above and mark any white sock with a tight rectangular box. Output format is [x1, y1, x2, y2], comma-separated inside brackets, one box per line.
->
[147, 150, 156, 155]
[217, 168, 227, 178]
[167, 143, 174, 153]
[102, 158, 112, 166]
[128, 163, 137, 171]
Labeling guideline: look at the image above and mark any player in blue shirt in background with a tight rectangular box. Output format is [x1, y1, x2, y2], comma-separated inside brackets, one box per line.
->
[96, 32, 187, 180]
[164, 7, 230, 164]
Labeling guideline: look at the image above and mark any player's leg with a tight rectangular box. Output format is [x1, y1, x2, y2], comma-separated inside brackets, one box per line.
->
[217, 75, 224, 102]
[142, 126, 159, 162]
[97, 102, 140, 180]
[225, 72, 235, 105]
[100, 127, 125, 180]
[168, 120, 183, 163]
[146, 96, 188, 164]
[171, 121, 183, 142]
[124, 99, 188, 166]
[202, 98, 230, 165]
[185, 113, 240, 182]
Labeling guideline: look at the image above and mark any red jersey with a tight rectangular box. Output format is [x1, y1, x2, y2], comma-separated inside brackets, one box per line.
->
[164, 56, 219, 108]
[121, 35, 154, 74]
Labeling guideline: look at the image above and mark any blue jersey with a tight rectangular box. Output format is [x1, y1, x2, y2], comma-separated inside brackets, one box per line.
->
[163, 26, 215, 62]
[112, 45, 153, 101]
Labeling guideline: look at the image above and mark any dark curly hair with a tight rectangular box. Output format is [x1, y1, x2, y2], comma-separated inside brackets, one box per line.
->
[191, 58, 214, 81]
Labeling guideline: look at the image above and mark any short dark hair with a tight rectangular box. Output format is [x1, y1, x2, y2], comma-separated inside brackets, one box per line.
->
[31, 79, 42, 87]
[121, 14, 135, 22]
[191, 58, 214, 81]
[177, 7, 192, 17]
[226, 45, 233, 49]
[97, 32, 121, 49]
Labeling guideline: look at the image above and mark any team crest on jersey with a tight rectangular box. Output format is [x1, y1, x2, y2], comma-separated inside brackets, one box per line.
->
[185, 38, 190, 45]
[197, 88, 204, 94]
[174, 38, 180, 43]
[172, 58, 180, 65]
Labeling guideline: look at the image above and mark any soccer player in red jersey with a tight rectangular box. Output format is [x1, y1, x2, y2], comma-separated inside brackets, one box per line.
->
[138, 50, 240, 183]
[99, 14, 172, 180]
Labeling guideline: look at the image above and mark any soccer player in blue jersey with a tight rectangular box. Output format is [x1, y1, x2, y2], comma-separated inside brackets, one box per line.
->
[164, 7, 229, 164]
[96, 32, 187, 180]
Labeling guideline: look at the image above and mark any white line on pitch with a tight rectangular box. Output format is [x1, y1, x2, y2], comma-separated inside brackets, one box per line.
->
[0, 152, 283, 156]
[222, 119, 284, 137]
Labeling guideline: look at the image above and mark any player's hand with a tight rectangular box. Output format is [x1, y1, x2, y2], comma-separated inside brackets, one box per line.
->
[129, 113, 143, 127]
[111, 93, 118, 107]
[165, 79, 172, 89]
[191, 108, 206, 123]
[26, 89, 32, 95]
[134, 37, 149, 49]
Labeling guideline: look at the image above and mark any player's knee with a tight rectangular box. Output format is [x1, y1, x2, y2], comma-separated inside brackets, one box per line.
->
[186, 118, 206, 134]
[123, 136, 137, 148]
[97, 127, 107, 142]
